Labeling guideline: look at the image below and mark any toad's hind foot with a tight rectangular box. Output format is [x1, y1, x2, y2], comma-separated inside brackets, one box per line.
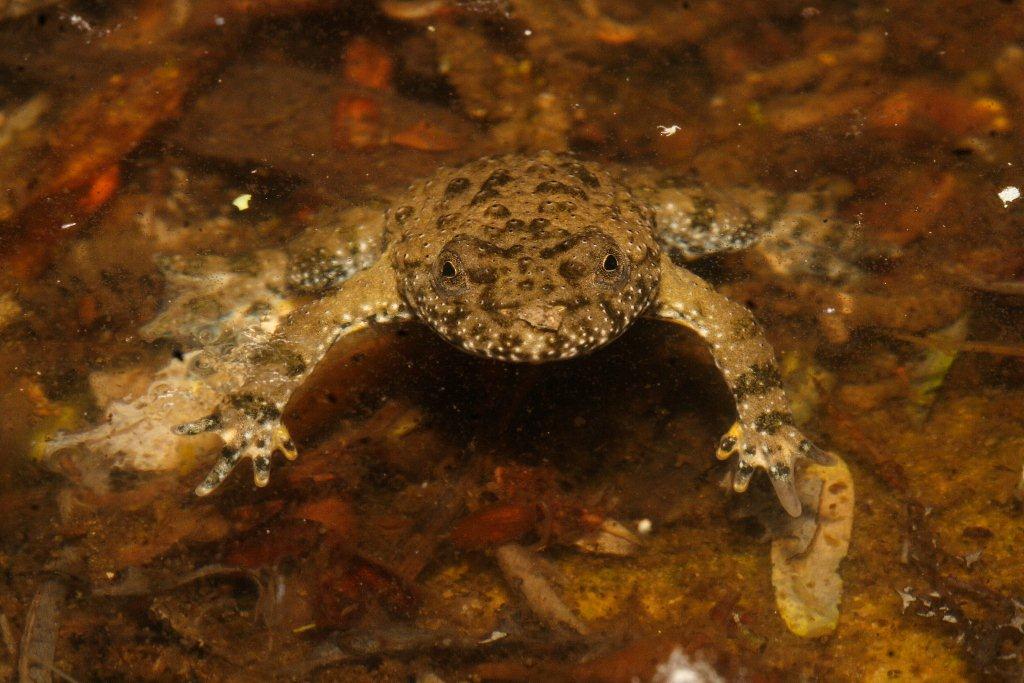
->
[716, 421, 834, 517]
[174, 393, 298, 496]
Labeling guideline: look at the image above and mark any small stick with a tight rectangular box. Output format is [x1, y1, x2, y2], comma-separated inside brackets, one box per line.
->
[18, 581, 66, 683]
[0, 613, 16, 657]
[887, 331, 1024, 358]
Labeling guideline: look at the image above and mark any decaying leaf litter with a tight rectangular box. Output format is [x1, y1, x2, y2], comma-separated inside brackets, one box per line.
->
[1, 0, 1023, 680]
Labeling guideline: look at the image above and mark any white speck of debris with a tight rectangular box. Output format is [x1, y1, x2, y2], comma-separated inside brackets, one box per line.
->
[896, 588, 916, 610]
[427, 24, 436, 32]
[658, 125, 682, 136]
[105, 571, 115, 579]
[214, 15, 226, 26]
[637, 519, 653, 535]
[998, 185, 1020, 207]
[232, 194, 252, 211]
[479, 630, 508, 644]
[524, 29, 533, 36]
[651, 647, 724, 683]
[68, 14, 93, 31]
[60, 222, 77, 230]
[1010, 598, 1024, 631]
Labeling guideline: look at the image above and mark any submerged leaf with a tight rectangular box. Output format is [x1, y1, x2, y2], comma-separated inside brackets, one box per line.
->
[41, 352, 221, 472]
[906, 314, 969, 420]
[771, 456, 854, 638]
[573, 517, 642, 557]
[495, 543, 588, 635]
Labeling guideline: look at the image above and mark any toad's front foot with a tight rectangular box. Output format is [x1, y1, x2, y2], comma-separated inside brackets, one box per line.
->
[716, 421, 834, 517]
[174, 392, 298, 495]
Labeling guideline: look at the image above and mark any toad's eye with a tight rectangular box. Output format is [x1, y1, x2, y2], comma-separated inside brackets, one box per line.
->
[434, 250, 467, 295]
[594, 245, 629, 287]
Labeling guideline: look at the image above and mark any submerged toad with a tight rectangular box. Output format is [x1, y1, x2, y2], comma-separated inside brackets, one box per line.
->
[175, 152, 833, 515]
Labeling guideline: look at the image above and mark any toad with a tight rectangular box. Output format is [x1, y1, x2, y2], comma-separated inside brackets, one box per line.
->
[175, 152, 833, 515]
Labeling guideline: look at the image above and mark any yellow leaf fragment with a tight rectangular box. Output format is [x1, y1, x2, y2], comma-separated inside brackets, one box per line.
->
[771, 456, 854, 638]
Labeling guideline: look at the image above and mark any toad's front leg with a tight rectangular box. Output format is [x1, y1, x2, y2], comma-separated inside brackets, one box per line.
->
[648, 254, 832, 516]
[175, 257, 409, 495]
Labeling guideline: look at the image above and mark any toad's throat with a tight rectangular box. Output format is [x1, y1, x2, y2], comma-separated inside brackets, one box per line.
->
[430, 316, 624, 364]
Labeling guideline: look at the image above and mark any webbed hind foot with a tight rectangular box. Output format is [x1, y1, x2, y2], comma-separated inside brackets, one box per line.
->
[716, 420, 834, 517]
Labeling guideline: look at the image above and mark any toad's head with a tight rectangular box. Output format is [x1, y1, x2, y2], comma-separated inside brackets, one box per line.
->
[390, 153, 660, 362]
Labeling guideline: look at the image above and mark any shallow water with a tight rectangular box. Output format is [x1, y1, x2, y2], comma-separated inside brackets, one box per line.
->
[0, 1, 1022, 680]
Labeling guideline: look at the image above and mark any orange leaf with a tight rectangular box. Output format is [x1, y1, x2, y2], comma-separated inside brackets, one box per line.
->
[78, 165, 121, 214]
[334, 95, 382, 149]
[342, 37, 394, 91]
[390, 119, 460, 152]
[292, 498, 355, 537]
[449, 503, 539, 550]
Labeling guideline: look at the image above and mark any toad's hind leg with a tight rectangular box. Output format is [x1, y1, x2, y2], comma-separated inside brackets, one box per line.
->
[621, 168, 783, 260]
[648, 253, 833, 516]
[285, 204, 388, 294]
[141, 205, 388, 347]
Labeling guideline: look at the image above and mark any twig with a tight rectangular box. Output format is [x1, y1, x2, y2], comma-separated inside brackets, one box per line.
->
[0, 613, 15, 657]
[18, 581, 66, 683]
[91, 564, 263, 598]
[275, 621, 581, 678]
[967, 280, 1024, 296]
[886, 330, 1024, 358]
[944, 266, 1024, 296]
[30, 661, 80, 683]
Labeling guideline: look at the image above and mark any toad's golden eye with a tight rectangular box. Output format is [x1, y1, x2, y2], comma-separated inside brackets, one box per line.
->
[433, 249, 467, 295]
[595, 244, 629, 287]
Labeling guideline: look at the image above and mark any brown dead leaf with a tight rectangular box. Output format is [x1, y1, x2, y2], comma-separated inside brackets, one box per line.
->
[225, 520, 321, 568]
[495, 543, 588, 635]
[291, 498, 356, 538]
